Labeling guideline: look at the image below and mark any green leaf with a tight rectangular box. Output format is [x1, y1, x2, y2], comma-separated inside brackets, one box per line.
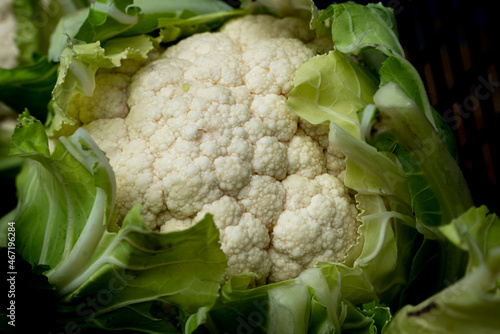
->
[345, 195, 417, 304]
[60, 208, 227, 331]
[48, 8, 92, 62]
[386, 208, 500, 334]
[2, 114, 227, 331]
[325, 3, 403, 57]
[316, 1, 455, 145]
[12, 0, 49, 65]
[0, 55, 57, 121]
[72, 0, 140, 43]
[396, 237, 467, 310]
[189, 273, 290, 333]
[9, 110, 50, 159]
[0, 113, 22, 217]
[287, 50, 379, 138]
[440, 206, 500, 273]
[48, 0, 242, 60]
[7, 113, 116, 270]
[156, 8, 245, 44]
[432, 108, 458, 160]
[327, 123, 418, 306]
[190, 264, 393, 333]
[329, 123, 409, 203]
[379, 55, 436, 128]
[372, 82, 474, 227]
[77, 301, 182, 333]
[368, 82, 477, 311]
[341, 301, 392, 334]
[12, 0, 91, 64]
[248, 0, 314, 20]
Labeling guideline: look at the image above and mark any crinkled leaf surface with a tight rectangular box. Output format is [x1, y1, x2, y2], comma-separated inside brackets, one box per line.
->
[386, 207, 500, 334]
[48, 0, 242, 61]
[322, 3, 403, 57]
[2, 112, 227, 332]
[372, 82, 473, 228]
[12, 0, 91, 65]
[0, 56, 57, 121]
[7, 111, 115, 269]
[288, 50, 379, 138]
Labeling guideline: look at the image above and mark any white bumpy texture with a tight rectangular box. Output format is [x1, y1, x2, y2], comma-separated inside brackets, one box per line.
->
[82, 14, 360, 284]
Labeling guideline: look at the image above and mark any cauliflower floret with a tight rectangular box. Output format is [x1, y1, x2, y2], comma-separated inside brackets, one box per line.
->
[164, 32, 241, 62]
[326, 143, 348, 180]
[81, 14, 358, 284]
[297, 119, 347, 178]
[269, 174, 359, 282]
[252, 136, 287, 180]
[237, 175, 286, 229]
[109, 138, 166, 227]
[298, 118, 330, 149]
[220, 15, 315, 50]
[243, 38, 315, 96]
[214, 155, 252, 195]
[71, 72, 131, 124]
[83, 118, 130, 158]
[71, 60, 151, 125]
[287, 129, 327, 178]
[160, 149, 222, 220]
[128, 58, 190, 107]
[222, 215, 271, 283]
[163, 196, 272, 284]
[161, 217, 193, 233]
[185, 51, 247, 87]
[251, 94, 298, 141]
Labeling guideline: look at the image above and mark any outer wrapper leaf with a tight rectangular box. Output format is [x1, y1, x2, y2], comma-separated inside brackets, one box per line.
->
[0, 56, 58, 121]
[248, 0, 313, 20]
[319, 3, 403, 57]
[12, 0, 91, 65]
[60, 207, 227, 332]
[440, 205, 500, 273]
[1, 113, 227, 332]
[7, 112, 115, 270]
[288, 50, 379, 138]
[386, 207, 500, 334]
[188, 265, 392, 333]
[372, 82, 473, 228]
[75, 0, 236, 42]
[379, 55, 458, 146]
[327, 124, 418, 306]
[48, 0, 243, 61]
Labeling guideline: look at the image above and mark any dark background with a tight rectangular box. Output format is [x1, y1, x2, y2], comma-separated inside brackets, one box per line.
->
[312, 0, 500, 213]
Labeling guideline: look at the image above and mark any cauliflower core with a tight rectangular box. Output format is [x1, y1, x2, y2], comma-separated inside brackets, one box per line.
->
[81, 14, 360, 283]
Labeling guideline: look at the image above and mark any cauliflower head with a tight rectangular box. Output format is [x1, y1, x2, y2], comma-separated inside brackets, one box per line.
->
[79, 14, 360, 284]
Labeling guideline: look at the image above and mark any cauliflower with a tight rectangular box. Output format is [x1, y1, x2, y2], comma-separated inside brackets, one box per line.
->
[0, 0, 18, 69]
[79, 14, 360, 284]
